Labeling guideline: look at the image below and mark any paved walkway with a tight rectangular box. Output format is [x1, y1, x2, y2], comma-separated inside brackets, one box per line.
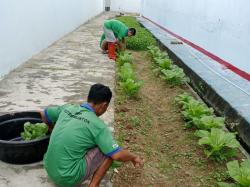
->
[0, 12, 117, 187]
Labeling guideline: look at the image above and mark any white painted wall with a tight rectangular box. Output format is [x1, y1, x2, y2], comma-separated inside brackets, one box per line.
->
[0, 0, 104, 77]
[142, 0, 250, 74]
[110, 0, 141, 13]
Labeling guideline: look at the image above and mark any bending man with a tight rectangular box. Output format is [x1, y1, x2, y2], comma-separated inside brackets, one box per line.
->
[100, 19, 136, 60]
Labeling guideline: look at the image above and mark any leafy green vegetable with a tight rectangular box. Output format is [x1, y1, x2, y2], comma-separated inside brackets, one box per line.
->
[116, 52, 133, 67]
[176, 93, 224, 130]
[175, 92, 195, 106]
[218, 159, 250, 187]
[195, 128, 239, 161]
[21, 122, 48, 141]
[181, 99, 214, 122]
[118, 63, 135, 81]
[193, 115, 225, 130]
[154, 57, 172, 70]
[148, 46, 168, 62]
[147, 45, 160, 58]
[148, 46, 189, 86]
[116, 52, 143, 97]
[152, 52, 168, 61]
[218, 183, 239, 187]
[161, 66, 189, 86]
[116, 16, 156, 50]
[120, 78, 144, 97]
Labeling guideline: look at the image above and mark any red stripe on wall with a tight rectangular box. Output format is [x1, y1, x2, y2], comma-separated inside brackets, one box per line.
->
[142, 16, 250, 81]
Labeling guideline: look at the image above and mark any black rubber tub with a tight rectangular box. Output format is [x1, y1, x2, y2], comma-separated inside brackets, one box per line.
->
[0, 111, 50, 164]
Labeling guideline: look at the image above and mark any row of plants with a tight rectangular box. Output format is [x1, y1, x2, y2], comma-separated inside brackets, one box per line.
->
[116, 52, 143, 97]
[175, 92, 250, 187]
[175, 92, 239, 161]
[116, 16, 156, 50]
[115, 16, 250, 186]
[147, 45, 189, 86]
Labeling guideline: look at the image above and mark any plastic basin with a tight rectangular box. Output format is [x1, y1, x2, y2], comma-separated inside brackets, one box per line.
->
[0, 111, 50, 164]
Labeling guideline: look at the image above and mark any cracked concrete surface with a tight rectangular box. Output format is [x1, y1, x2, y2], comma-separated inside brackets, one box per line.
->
[0, 12, 118, 187]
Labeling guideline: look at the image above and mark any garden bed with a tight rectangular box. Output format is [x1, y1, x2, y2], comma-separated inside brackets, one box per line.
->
[112, 50, 245, 186]
[111, 16, 249, 187]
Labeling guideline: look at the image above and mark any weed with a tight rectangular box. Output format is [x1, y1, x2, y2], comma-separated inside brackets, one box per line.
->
[194, 158, 206, 167]
[129, 116, 141, 127]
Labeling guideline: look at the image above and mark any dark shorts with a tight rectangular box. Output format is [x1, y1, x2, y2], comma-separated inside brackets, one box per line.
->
[75, 147, 107, 186]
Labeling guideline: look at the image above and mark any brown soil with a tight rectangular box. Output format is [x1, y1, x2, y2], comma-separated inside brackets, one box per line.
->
[112, 51, 244, 187]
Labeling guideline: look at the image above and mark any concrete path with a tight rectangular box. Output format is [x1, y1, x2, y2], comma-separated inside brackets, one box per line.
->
[0, 12, 117, 187]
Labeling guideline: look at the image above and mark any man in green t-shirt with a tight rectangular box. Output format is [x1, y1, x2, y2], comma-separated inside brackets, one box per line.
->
[100, 19, 136, 60]
[40, 83, 143, 187]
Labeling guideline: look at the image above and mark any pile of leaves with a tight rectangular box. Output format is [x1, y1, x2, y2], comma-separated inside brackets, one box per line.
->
[21, 122, 48, 141]
[175, 92, 240, 161]
[147, 45, 189, 86]
[117, 52, 143, 97]
[116, 16, 156, 50]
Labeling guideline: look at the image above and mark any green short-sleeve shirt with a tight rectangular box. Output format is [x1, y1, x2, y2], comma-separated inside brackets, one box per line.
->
[43, 104, 120, 187]
[100, 19, 128, 46]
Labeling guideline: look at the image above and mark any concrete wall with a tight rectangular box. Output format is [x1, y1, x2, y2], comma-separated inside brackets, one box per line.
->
[110, 0, 141, 13]
[0, 0, 104, 77]
[141, 0, 250, 74]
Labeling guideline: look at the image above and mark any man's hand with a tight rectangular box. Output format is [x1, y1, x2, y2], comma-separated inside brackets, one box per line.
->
[111, 150, 144, 168]
[132, 156, 144, 167]
[40, 111, 54, 132]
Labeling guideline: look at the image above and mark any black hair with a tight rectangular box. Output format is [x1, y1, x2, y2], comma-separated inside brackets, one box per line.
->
[129, 28, 136, 36]
[87, 83, 112, 104]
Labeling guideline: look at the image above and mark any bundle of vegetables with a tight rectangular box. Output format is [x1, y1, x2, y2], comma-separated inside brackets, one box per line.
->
[21, 122, 48, 141]
[147, 45, 189, 86]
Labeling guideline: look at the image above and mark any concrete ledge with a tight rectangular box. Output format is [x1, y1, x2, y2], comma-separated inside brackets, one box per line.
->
[137, 17, 250, 152]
